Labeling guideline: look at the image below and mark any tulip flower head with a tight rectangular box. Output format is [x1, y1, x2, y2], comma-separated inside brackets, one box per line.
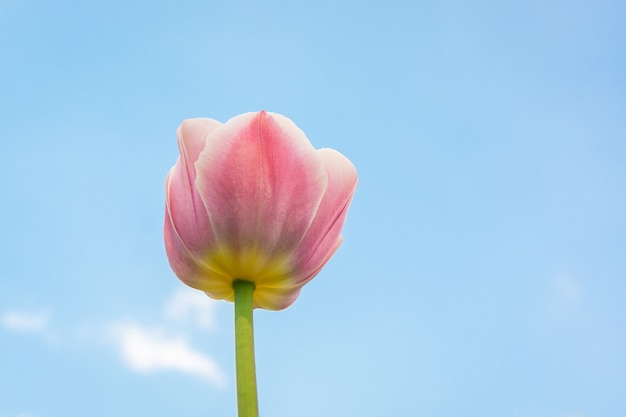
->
[164, 111, 357, 310]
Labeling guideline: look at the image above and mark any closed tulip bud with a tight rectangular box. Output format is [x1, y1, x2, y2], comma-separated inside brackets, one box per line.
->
[164, 111, 357, 310]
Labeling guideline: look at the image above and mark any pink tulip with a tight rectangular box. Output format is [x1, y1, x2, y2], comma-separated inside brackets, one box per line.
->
[164, 111, 357, 310]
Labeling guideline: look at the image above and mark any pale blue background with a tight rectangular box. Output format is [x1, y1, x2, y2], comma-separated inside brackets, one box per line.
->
[1, 1, 625, 416]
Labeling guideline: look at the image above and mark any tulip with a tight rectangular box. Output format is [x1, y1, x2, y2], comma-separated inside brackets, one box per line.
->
[163, 111, 356, 417]
[164, 111, 357, 311]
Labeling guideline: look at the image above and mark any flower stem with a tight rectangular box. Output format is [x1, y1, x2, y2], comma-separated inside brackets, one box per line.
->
[233, 280, 259, 417]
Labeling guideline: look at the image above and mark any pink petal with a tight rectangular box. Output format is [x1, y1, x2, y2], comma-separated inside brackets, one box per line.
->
[164, 203, 233, 300]
[166, 118, 222, 257]
[292, 148, 358, 283]
[195, 111, 327, 283]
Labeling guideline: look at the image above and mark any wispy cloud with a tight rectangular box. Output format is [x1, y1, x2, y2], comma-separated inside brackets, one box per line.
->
[552, 272, 582, 303]
[548, 271, 584, 319]
[2, 287, 227, 388]
[106, 286, 227, 387]
[1, 311, 49, 333]
[110, 321, 226, 387]
[164, 287, 219, 331]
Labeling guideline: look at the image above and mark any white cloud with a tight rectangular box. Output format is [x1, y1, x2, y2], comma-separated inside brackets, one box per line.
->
[110, 322, 226, 387]
[2, 288, 227, 388]
[1, 311, 49, 333]
[164, 287, 219, 331]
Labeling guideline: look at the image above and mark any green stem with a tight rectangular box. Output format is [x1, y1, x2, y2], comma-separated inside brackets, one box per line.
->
[233, 280, 259, 417]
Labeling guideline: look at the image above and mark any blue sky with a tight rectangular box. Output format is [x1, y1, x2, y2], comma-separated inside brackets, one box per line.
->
[1, 0, 625, 416]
